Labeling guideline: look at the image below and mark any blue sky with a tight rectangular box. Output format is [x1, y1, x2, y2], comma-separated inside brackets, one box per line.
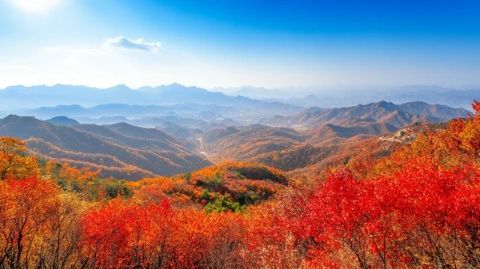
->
[0, 0, 479, 89]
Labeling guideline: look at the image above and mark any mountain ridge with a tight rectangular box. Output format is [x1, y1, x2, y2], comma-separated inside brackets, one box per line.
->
[291, 100, 469, 129]
[0, 115, 211, 179]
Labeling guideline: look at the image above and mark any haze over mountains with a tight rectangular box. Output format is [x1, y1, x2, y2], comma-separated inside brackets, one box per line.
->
[228, 85, 480, 109]
[1, 84, 479, 113]
[0, 84, 304, 127]
[0, 83, 299, 111]
[0, 83, 470, 180]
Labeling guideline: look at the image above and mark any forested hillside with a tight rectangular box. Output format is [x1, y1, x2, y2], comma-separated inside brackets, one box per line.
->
[1, 102, 479, 268]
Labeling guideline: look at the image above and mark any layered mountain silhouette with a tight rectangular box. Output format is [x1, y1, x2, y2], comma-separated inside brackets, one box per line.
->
[0, 115, 211, 179]
[1, 84, 300, 115]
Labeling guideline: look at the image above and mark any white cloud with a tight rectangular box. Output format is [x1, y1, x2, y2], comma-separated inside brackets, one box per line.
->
[102, 36, 161, 53]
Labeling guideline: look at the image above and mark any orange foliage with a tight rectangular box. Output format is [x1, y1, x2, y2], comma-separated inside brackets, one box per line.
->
[130, 161, 289, 210]
[0, 137, 38, 180]
[0, 177, 82, 268]
[132, 177, 199, 206]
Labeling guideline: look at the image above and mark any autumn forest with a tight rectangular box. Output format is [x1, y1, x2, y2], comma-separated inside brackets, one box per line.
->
[0, 101, 479, 268]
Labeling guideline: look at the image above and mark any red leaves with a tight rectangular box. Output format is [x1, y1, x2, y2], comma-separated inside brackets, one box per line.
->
[81, 199, 174, 268]
[300, 160, 480, 268]
[80, 199, 250, 268]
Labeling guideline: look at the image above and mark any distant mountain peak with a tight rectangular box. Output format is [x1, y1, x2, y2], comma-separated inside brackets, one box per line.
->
[375, 100, 396, 110]
[106, 84, 130, 91]
[3, 114, 37, 122]
[109, 121, 134, 128]
[168, 82, 185, 88]
[46, 116, 80, 126]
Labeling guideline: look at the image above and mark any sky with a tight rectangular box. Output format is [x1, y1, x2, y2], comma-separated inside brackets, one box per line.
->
[0, 0, 479, 89]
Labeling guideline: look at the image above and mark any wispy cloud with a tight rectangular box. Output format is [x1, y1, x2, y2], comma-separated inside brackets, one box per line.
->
[103, 36, 161, 53]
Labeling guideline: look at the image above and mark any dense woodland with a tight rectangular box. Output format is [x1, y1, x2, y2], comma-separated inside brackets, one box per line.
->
[1, 102, 480, 268]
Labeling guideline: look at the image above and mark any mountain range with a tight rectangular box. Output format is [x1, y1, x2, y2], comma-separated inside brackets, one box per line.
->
[199, 101, 469, 171]
[0, 83, 300, 113]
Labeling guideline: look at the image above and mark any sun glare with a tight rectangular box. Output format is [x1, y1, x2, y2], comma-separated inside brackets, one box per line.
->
[8, 0, 61, 13]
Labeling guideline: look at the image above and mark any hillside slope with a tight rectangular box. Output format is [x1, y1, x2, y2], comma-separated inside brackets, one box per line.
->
[201, 125, 305, 162]
[0, 115, 211, 179]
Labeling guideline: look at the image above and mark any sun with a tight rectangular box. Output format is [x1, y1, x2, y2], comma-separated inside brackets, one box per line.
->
[7, 0, 61, 13]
